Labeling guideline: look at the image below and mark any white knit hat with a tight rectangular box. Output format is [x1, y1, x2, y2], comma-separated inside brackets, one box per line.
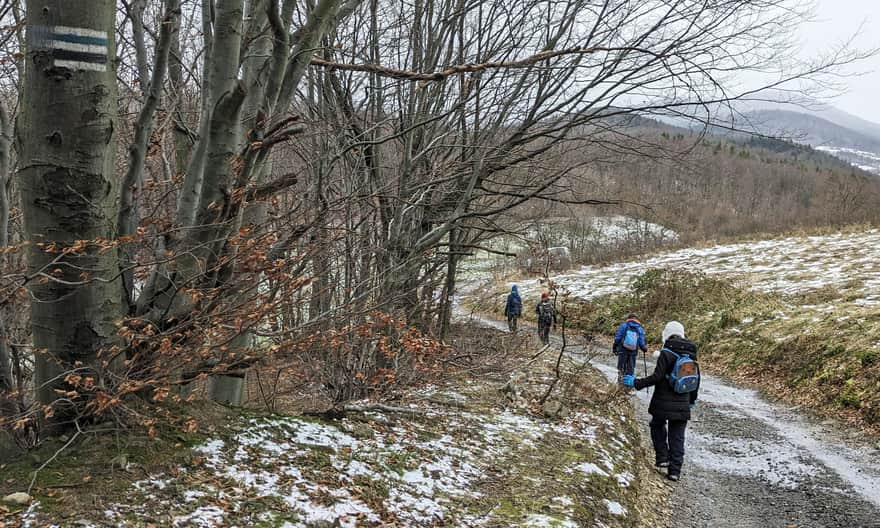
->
[662, 321, 685, 344]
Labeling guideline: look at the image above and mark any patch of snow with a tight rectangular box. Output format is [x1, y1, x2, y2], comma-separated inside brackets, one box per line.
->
[615, 472, 634, 488]
[133, 476, 170, 491]
[553, 495, 575, 507]
[523, 513, 579, 527]
[285, 485, 378, 528]
[604, 499, 627, 516]
[173, 505, 226, 527]
[569, 462, 610, 477]
[184, 490, 207, 503]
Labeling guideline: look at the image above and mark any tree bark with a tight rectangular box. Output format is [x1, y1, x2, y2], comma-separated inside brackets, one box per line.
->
[118, 0, 181, 309]
[0, 101, 15, 416]
[175, 0, 217, 228]
[438, 228, 459, 340]
[18, 0, 123, 427]
[168, 9, 191, 178]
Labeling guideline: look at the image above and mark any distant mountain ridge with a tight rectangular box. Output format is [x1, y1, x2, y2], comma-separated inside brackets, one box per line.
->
[805, 106, 880, 141]
[724, 106, 880, 175]
[741, 109, 880, 153]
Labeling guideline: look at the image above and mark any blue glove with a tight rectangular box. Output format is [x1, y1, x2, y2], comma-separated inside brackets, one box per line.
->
[689, 402, 697, 410]
[622, 375, 635, 388]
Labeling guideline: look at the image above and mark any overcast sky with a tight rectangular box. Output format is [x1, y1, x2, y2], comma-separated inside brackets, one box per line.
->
[802, 0, 880, 122]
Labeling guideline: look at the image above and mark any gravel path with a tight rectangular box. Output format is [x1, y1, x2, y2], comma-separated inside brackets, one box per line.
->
[585, 352, 880, 528]
[463, 310, 880, 527]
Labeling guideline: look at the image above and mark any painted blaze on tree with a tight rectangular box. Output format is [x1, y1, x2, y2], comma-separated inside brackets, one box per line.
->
[18, 0, 123, 425]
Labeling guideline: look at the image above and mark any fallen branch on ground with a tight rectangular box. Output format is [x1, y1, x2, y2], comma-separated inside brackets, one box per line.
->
[305, 403, 427, 420]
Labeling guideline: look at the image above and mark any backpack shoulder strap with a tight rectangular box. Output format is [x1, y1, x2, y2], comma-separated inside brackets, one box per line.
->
[662, 348, 681, 381]
[662, 347, 680, 359]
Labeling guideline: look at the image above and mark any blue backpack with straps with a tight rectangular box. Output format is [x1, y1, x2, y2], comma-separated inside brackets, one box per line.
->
[622, 326, 639, 351]
[665, 348, 700, 394]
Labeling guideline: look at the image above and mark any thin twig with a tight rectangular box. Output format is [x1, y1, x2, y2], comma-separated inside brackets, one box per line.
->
[28, 422, 82, 495]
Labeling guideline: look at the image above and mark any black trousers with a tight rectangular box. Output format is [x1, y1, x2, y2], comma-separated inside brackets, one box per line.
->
[617, 350, 638, 377]
[538, 323, 550, 344]
[507, 314, 518, 332]
[650, 417, 688, 474]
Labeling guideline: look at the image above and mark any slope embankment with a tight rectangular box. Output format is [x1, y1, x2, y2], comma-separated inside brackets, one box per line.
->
[4, 325, 668, 527]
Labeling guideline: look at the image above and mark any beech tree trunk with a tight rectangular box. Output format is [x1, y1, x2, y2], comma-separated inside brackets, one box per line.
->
[0, 101, 16, 432]
[17, 0, 123, 425]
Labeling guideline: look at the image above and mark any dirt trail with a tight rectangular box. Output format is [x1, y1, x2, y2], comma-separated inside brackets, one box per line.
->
[466, 311, 880, 528]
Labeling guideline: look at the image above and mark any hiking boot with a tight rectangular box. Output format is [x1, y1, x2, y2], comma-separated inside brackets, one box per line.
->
[655, 461, 669, 469]
[667, 473, 680, 482]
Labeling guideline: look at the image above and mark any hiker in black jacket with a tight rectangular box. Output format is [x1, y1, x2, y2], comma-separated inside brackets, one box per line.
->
[623, 321, 699, 481]
[535, 292, 556, 345]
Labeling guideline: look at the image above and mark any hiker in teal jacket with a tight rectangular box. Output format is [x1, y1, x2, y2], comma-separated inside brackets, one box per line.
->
[613, 313, 647, 380]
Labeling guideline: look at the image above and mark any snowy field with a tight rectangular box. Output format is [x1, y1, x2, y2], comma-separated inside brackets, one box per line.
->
[506, 229, 880, 307]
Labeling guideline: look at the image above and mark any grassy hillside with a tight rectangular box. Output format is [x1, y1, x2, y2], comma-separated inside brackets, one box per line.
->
[467, 229, 880, 434]
[579, 269, 880, 433]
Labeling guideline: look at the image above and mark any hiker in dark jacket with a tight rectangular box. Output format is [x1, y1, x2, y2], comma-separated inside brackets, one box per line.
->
[612, 313, 647, 381]
[504, 285, 523, 332]
[623, 321, 699, 482]
[535, 292, 556, 345]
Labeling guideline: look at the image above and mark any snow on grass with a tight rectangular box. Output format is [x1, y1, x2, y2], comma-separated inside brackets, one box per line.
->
[172, 506, 226, 528]
[506, 229, 880, 306]
[615, 472, 634, 488]
[553, 495, 575, 507]
[76, 397, 638, 527]
[603, 499, 627, 516]
[523, 513, 580, 527]
[569, 462, 610, 477]
[586, 215, 677, 244]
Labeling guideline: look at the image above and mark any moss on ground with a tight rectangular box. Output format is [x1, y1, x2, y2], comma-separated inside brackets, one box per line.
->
[0, 407, 218, 522]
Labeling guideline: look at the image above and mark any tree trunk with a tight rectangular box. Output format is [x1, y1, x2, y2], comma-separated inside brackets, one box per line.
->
[118, 0, 180, 309]
[175, 0, 217, 228]
[0, 101, 16, 421]
[18, 0, 123, 427]
[438, 228, 459, 340]
[168, 16, 191, 178]
[207, 372, 246, 406]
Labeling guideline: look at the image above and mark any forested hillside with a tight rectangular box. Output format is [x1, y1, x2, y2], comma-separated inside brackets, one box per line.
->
[486, 122, 880, 267]
[589, 130, 880, 239]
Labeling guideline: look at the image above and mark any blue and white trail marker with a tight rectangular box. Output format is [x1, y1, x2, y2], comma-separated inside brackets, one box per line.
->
[30, 25, 109, 72]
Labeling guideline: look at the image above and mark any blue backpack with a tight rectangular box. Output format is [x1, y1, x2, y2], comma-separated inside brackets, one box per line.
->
[622, 326, 639, 351]
[664, 349, 700, 394]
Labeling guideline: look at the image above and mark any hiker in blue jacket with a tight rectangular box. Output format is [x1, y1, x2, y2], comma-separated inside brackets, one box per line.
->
[623, 321, 700, 482]
[504, 285, 523, 332]
[613, 313, 647, 383]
